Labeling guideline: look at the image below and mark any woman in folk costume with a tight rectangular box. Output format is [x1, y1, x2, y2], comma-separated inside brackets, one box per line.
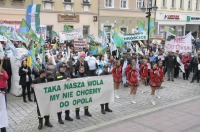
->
[156, 60, 164, 99]
[125, 59, 136, 75]
[149, 63, 160, 105]
[111, 60, 122, 99]
[181, 53, 192, 80]
[139, 59, 148, 93]
[127, 64, 139, 104]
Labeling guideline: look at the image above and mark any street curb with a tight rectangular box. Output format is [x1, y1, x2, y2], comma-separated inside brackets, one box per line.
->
[73, 96, 200, 132]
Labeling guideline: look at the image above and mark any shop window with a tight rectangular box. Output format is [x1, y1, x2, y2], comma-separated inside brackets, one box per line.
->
[136, 0, 143, 9]
[188, 0, 192, 9]
[180, 0, 184, 8]
[120, 27, 127, 33]
[105, 0, 114, 8]
[162, 0, 167, 7]
[121, 0, 128, 9]
[171, 0, 176, 8]
[83, 26, 89, 37]
[196, 0, 199, 10]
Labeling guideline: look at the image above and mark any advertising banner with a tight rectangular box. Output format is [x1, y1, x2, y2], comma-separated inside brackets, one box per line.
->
[34, 75, 114, 116]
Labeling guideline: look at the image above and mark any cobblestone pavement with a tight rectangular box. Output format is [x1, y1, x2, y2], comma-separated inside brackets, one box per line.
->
[5, 76, 200, 132]
[91, 98, 200, 132]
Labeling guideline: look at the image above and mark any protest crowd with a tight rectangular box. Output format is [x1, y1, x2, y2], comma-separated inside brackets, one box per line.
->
[0, 23, 200, 132]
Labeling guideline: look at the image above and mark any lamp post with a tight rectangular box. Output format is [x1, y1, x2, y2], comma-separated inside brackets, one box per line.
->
[140, 0, 158, 50]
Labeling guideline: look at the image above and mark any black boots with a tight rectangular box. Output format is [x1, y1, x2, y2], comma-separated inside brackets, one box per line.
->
[101, 104, 106, 114]
[38, 118, 43, 130]
[105, 103, 112, 112]
[1, 127, 6, 132]
[76, 109, 80, 119]
[84, 109, 92, 117]
[65, 110, 73, 121]
[44, 116, 53, 127]
[57, 112, 64, 124]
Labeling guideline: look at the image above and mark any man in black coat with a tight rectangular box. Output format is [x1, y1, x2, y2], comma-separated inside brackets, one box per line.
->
[75, 56, 89, 75]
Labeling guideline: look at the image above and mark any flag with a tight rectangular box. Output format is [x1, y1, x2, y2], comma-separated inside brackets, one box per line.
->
[136, 44, 144, 55]
[29, 29, 39, 42]
[164, 26, 175, 34]
[98, 30, 103, 37]
[89, 45, 108, 55]
[87, 35, 95, 42]
[51, 31, 58, 38]
[149, 18, 155, 37]
[0, 26, 7, 34]
[39, 35, 45, 46]
[19, 19, 31, 34]
[26, 4, 41, 32]
[138, 20, 145, 32]
[64, 24, 72, 32]
[112, 33, 124, 49]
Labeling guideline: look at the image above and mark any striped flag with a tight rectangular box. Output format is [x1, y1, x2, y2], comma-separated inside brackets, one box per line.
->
[26, 4, 41, 32]
[51, 31, 58, 38]
[137, 20, 145, 32]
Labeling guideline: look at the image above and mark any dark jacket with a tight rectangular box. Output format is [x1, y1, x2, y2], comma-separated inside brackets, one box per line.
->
[191, 57, 200, 72]
[19, 66, 32, 85]
[55, 71, 71, 81]
[100, 71, 110, 75]
[33, 77, 48, 84]
[76, 72, 87, 78]
[75, 60, 89, 75]
[165, 55, 176, 68]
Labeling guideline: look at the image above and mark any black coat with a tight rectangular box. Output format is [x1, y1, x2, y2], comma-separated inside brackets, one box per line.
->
[75, 60, 89, 75]
[165, 55, 177, 68]
[19, 66, 32, 85]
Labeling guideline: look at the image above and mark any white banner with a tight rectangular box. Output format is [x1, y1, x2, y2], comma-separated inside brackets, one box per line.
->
[35, 25, 47, 40]
[34, 75, 114, 116]
[59, 28, 83, 43]
[165, 32, 192, 53]
[124, 31, 147, 42]
[74, 38, 87, 48]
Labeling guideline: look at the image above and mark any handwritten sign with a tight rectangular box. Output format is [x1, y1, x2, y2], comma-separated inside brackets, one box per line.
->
[74, 38, 87, 48]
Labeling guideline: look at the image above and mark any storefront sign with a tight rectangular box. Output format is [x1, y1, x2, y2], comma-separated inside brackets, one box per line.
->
[164, 15, 180, 19]
[34, 75, 114, 116]
[165, 32, 192, 53]
[74, 38, 87, 48]
[58, 14, 79, 23]
[187, 16, 200, 22]
[124, 31, 147, 41]
[0, 20, 21, 24]
[59, 28, 83, 43]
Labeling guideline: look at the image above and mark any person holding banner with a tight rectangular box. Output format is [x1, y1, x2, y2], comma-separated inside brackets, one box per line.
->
[111, 60, 122, 99]
[100, 65, 113, 114]
[55, 64, 73, 124]
[75, 66, 92, 119]
[32, 70, 53, 130]
[139, 59, 148, 93]
[127, 64, 139, 104]
[149, 63, 160, 106]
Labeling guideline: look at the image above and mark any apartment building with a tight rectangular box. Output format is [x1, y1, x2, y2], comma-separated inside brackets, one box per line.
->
[99, 0, 156, 41]
[0, 0, 98, 38]
[156, 0, 200, 37]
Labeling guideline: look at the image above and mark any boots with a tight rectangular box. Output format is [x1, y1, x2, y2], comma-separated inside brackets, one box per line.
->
[28, 93, 33, 102]
[38, 118, 43, 130]
[114, 90, 120, 99]
[76, 109, 80, 119]
[84, 108, 92, 117]
[1, 127, 6, 132]
[105, 103, 112, 112]
[131, 94, 136, 104]
[156, 90, 160, 99]
[23, 96, 27, 103]
[44, 116, 53, 127]
[100, 104, 106, 114]
[65, 110, 73, 121]
[57, 112, 64, 124]
[151, 95, 156, 106]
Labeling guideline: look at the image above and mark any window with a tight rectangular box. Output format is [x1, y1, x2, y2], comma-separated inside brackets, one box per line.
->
[83, 5, 90, 11]
[188, 0, 192, 9]
[120, 27, 127, 33]
[162, 0, 166, 7]
[121, 0, 128, 9]
[44, 3, 53, 10]
[136, 0, 143, 9]
[83, 26, 89, 37]
[64, 0, 72, 2]
[180, 0, 184, 8]
[196, 0, 199, 10]
[83, 0, 90, 3]
[105, 0, 114, 8]
[65, 4, 72, 11]
[171, 0, 175, 8]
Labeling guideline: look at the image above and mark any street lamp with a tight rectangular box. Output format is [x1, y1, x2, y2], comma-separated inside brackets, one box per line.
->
[141, 0, 158, 50]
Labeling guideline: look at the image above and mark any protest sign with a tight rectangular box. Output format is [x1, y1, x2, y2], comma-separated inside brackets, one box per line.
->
[165, 32, 192, 53]
[34, 75, 114, 116]
[74, 38, 87, 48]
[59, 28, 83, 43]
[124, 31, 147, 42]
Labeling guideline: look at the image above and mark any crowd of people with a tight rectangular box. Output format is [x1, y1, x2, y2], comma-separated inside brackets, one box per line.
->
[1, 38, 200, 131]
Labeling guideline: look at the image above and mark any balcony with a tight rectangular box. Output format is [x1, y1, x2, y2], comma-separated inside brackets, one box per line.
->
[63, 0, 73, 4]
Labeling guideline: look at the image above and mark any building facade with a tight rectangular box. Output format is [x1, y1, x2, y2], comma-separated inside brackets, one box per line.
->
[156, 0, 200, 37]
[0, 0, 98, 39]
[99, 0, 156, 41]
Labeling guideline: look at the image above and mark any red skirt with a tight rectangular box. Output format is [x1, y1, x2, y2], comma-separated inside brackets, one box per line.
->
[113, 77, 122, 83]
[128, 81, 139, 86]
[150, 81, 159, 87]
